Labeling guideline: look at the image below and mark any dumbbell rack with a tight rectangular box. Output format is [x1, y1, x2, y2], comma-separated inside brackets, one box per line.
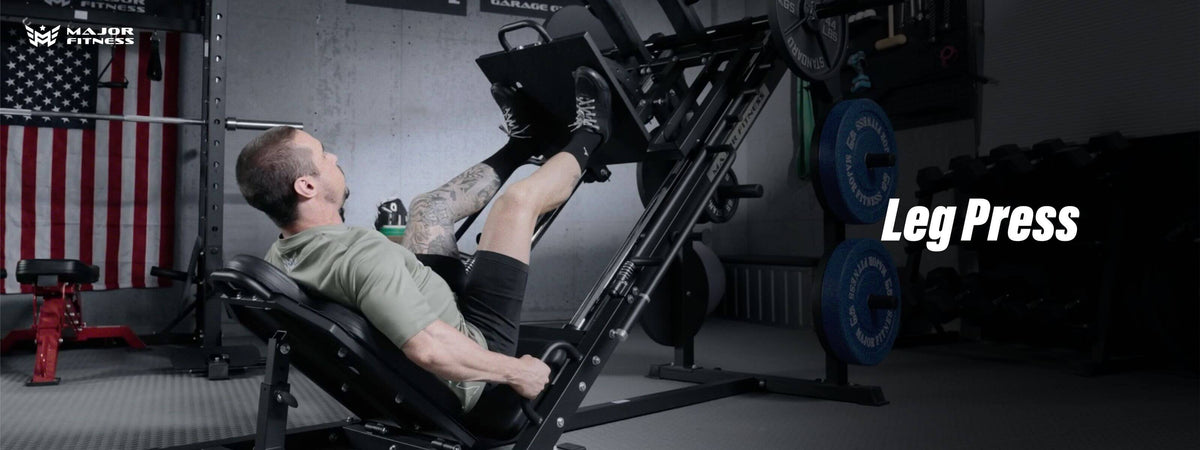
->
[903, 135, 1155, 374]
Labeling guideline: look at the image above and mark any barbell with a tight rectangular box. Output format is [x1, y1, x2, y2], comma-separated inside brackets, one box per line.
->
[0, 107, 302, 131]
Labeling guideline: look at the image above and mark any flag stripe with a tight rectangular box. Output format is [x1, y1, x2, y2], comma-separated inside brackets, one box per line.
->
[19, 129, 37, 293]
[0, 125, 7, 293]
[50, 127, 67, 258]
[103, 43, 126, 289]
[3, 126, 20, 294]
[64, 129, 83, 264]
[132, 32, 152, 287]
[34, 128, 52, 263]
[117, 41, 138, 288]
[79, 128, 96, 290]
[91, 44, 112, 289]
[144, 33, 166, 284]
[158, 32, 180, 283]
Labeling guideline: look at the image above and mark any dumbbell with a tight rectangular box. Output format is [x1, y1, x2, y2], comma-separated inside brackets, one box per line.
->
[915, 154, 988, 195]
[985, 144, 1039, 178]
[1033, 138, 1092, 172]
[848, 51, 871, 93]
[956, 272, 1037, 331]
[957, 272, 1006, 325]
[900, 267, 959, 335]
[1087, 132, 1130, 153]
[918, 266, 963, 325]
[955, 144, 1045, 188]
[1030, 295, 1085, 329]
[1036, 133, 1130, 170]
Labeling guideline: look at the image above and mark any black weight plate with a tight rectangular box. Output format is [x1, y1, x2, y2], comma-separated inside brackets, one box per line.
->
[639, 159, 741, 225]
[636, 159, 674, 208]
[639, 241, 722, 347]
[692, 241, 726, 315]
[767, 0, 849, 81]
[703, 171, 739, 224]
[813, 239, 901, 366]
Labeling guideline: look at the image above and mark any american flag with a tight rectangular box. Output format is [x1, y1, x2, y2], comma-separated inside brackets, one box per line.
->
[2, 21, 180, 293]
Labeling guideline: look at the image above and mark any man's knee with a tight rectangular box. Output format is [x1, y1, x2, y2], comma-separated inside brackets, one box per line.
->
[493, 181, 541, 216]
[410, 190, 448, 217]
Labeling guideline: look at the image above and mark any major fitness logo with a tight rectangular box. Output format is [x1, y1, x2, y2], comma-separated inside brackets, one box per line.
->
[25, 24, 59, 47]
[24, 22, 135, 46]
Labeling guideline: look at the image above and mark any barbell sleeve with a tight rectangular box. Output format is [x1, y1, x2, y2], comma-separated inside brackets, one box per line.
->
[717, 183, 764, 199]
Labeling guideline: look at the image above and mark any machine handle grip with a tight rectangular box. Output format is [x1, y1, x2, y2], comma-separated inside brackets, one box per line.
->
[499, 20, 552, 52]
[520, 340, 583, 425]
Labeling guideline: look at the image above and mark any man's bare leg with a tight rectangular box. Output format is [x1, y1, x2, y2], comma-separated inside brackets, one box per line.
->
[403, 83, 552, 258]
[477, 153, 582, 264]
[477, 67, 611, 264]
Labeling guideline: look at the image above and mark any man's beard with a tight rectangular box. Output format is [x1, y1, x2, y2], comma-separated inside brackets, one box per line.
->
[337, 186, 350, 221]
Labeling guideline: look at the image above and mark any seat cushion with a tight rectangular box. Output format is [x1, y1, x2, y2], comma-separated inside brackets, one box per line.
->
[16, 259, 99, 285]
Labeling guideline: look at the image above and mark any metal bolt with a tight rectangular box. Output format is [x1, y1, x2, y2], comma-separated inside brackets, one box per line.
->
[279, 343, 291, 355]
[555, 417, 565, 428]
[758, 380, 766, 388]
[578, 382, 587, 392]
[591, 356, 601, 366]
[341, 383, 349, 393]
[394, 395, 403, 404]
[337, 347, 347, 358]
[389, 446, 397, 450]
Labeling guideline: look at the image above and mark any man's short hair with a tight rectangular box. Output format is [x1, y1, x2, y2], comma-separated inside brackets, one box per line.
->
[235, 127, 317, 228]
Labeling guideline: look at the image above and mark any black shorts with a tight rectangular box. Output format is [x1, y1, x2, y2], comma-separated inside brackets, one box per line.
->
[416, 251, 527, 357]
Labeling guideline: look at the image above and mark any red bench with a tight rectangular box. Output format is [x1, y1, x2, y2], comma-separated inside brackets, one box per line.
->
[0, 259, 145, 386]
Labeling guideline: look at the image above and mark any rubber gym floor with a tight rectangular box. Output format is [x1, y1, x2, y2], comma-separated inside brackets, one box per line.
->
[1, 318, 1196, 450]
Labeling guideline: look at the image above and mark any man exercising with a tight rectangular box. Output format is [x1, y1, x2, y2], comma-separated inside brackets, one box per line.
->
[234, 67, 612, 412]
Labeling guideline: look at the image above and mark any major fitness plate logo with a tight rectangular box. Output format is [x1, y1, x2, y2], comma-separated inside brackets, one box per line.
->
[24, 22, 135, 47]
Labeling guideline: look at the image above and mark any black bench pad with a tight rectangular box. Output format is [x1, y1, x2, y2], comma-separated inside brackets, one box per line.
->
[16, 259, 99, 285]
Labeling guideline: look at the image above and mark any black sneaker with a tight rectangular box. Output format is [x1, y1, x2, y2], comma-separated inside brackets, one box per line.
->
[569, 66, 611, 145]
[491, 82, 536, 141]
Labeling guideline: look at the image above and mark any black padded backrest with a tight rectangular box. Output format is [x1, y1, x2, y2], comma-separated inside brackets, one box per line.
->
[215, 255, 536, 445]
[215, 255, 470, 436]
[16, 259, 99, 285]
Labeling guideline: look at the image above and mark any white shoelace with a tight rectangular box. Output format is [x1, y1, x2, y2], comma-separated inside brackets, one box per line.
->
[569, 96, 598, 132]
[499, 107, 531, 139]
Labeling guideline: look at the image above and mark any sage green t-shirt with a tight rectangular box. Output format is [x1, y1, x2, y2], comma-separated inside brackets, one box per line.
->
[263, 224, 487, 411]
